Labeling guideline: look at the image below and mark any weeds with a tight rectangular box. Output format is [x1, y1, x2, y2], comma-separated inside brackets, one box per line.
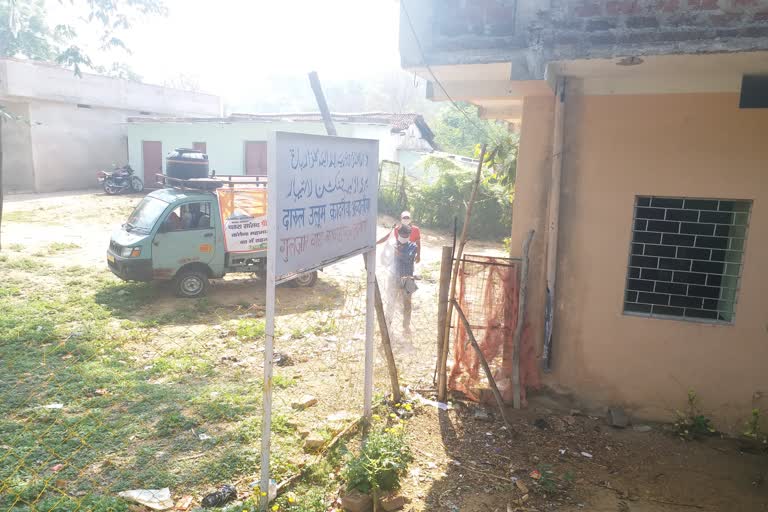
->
[343, 424, 412, 495]
[674, 390, 716, 440]
[47, 242, 81, 253]
[237, 318, 267, 339]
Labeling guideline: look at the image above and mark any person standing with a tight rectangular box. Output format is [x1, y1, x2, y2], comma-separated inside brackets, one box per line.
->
[377, 211, 421, 263]
[385, 223, 419, 335]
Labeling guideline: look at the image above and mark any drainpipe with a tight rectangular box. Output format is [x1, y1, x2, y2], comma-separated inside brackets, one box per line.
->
[542, 76, 566, 372]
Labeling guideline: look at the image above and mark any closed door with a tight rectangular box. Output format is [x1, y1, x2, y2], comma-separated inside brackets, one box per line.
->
[142, 141, 162, 187]
[152, 201, 216, 272]
[244, 141, 267, 176]
[193, 142, 207, 153]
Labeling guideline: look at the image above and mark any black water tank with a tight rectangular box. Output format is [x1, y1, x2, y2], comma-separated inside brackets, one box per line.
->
[166, 148, 209, 179]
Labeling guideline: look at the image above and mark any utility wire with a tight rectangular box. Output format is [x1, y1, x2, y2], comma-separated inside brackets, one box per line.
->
[400, 0, 498, 148]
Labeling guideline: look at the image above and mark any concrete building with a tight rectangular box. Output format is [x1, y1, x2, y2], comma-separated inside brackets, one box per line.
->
[1, 58, 220, 193]
[126, 112, 436, 187]
[400, 0, 768, 431]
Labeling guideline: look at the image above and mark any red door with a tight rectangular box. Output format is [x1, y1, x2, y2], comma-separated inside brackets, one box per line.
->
[193, 142, 207, 153]
[142, 141, 162, 188]
[244, 141, 267, 176]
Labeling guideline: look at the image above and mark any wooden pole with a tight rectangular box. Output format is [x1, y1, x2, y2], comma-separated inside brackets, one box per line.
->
[437, 143, 487, 402]
[435, 246, 452, 384]
[308, 71, 337, 137]
[367, 257, 401, 404]
[453, 300, 511, 428]
[543, 77, 566, 372]
[512, 230, 534, 409]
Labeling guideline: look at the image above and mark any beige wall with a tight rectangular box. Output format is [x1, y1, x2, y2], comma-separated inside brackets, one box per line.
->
[515, 91, 768, 432]
[29, 101, 128, 192]
[2, 102, 35, 192]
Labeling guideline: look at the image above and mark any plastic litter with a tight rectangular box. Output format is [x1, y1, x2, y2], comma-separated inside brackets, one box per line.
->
[201, 484, 237, 508]
[414, 393, 450, 411]
[117, 488, 174, 510]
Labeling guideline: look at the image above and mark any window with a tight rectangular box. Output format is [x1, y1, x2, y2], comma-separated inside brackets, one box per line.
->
[623, 196, 751, 323]
[162, 202, 212, 232]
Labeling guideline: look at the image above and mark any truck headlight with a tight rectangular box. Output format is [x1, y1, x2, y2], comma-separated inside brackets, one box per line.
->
[121, 246, 141, 257]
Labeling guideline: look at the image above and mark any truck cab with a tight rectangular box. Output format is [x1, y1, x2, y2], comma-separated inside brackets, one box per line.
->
[108, 181, 316, 298]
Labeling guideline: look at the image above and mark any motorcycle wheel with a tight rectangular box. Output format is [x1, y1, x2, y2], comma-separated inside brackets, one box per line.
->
[104, 179, 120, 195]
[131, 176, 144, 193]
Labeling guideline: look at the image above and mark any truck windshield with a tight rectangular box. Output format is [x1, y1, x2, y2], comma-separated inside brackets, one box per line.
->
[125, 197, 169, 233]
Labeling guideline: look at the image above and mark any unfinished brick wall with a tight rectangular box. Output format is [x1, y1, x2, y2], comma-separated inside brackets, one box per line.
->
[541, 0, 768, 47]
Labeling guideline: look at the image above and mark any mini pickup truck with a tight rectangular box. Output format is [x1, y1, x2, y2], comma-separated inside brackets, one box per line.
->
[107, 176, 317, 297]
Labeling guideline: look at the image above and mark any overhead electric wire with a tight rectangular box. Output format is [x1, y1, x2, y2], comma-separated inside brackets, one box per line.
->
[400, 1, 499, 147]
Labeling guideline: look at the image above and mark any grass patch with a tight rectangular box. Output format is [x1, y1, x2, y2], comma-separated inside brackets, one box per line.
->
[46, 242, 81, 253]
[3, 209, 60, 224]
[0, 257, 303, 510]
[237, 318, 266, 339]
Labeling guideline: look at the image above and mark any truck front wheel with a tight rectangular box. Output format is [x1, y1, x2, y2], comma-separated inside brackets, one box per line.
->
[174, 269, 210, 298]
[289, 271, 318, 288]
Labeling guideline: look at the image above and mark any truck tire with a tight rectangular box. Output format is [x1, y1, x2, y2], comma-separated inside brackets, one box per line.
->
[174, 268, 210, 298]
[289, 271, 318, 288]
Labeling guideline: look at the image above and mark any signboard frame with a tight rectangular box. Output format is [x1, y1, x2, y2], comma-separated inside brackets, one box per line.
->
[259, 131, 379, 508]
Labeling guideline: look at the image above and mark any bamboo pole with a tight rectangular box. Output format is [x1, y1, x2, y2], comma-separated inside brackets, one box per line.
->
[512, 230, 534, 409]
[437, 143, 487, 402]
[371, 260, 402, 404]
[453, 300, 511, 428]
[434, 246, 452, 384]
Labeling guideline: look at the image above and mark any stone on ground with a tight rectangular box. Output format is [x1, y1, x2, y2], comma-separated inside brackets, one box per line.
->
[291, 395, 318, 410]
[379, 493, 405, 511]
[341, 490, 372, 512]
[303, 433, 325, 451]
[607, 407, 629, 428]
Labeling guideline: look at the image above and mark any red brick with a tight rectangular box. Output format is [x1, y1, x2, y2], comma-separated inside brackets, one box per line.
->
[687, 0, 718, 9]
[606, 0, 642, 15]
[573, 1, 603, 17]
[656, 0, 681, 12]
[709, 12, 743, 26]
[734, 0, 757, 7]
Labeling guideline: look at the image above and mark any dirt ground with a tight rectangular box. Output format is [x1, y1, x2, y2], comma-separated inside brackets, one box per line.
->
[2, 190, 767, 512]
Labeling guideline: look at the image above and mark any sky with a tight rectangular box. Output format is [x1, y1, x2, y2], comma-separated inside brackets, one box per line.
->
[49, 0, 404, 103]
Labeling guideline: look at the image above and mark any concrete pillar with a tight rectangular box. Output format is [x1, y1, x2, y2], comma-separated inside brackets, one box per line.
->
[508, 95, 555, 361]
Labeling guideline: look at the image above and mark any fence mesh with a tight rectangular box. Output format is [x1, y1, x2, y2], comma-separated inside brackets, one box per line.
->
[448, 254, 539, 406]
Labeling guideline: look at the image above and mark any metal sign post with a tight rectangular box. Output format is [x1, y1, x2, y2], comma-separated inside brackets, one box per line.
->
[260, 131, 378, 510]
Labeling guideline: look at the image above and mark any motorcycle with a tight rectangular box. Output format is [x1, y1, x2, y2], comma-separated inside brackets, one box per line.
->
[97, 165, 144, 195]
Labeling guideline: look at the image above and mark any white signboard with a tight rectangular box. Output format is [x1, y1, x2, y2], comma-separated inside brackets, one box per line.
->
[268, 131, 379, 281]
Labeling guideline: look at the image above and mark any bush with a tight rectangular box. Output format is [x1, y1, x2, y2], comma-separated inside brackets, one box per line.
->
[343, 425, 412, 495]
[378, 156, 511, 240]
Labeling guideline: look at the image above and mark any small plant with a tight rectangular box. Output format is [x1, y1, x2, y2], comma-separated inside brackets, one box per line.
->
[743, 409, 765, 442]
[343, 424, 412, 497]
[674, 390, 716, 440]
[237, 318, 266, 339]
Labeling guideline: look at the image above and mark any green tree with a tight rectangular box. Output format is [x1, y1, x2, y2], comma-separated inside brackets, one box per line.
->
[0, 0, 166, 75]
[0, 0, 165, 250]
[431, 102, 510, 157]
